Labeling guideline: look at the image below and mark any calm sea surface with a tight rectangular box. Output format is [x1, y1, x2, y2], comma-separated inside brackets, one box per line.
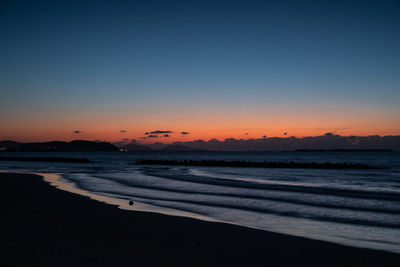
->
[1, 151, 400, 253]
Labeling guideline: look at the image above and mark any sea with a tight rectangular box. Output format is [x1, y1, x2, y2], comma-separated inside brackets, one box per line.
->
[1, 151, 399, 254]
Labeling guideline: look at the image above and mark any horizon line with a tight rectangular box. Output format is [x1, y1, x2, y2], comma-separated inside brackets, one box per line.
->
[2, 133, 400, 144]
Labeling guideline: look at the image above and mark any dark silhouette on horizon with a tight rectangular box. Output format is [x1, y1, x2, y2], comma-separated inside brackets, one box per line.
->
[158, 144, 205, 152]
[0, 140, 118, 152]
[2, 134, 400, 152]
[119, 134, 400, 152]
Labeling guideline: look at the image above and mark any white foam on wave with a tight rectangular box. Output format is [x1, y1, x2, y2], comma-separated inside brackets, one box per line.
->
[39, 171, 400, 254]
[39, 172, 217, 222]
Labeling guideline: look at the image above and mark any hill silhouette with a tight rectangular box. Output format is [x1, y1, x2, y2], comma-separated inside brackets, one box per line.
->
[159, 144, 204, 152]
[2, 140, 118, 152]
[157, 134, 400, 151]
[3, 134, 400, 152]
[0, 140, 22, 151]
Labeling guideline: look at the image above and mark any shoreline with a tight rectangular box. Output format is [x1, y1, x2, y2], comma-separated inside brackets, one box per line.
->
[1, 172, 399, 266]
[40, 172, 400, 253]
[41, 172, 216, 222]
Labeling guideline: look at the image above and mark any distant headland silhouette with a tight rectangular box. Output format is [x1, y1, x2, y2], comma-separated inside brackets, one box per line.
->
[1, 134, 399, 152]
[119, 133, 400, 152]
[0, 140, 118, 152]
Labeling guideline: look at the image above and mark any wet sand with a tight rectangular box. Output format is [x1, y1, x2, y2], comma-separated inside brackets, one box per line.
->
[1, 172, 399, 266]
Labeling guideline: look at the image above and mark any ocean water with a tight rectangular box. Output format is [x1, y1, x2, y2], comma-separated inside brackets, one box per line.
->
[1, 151, 400, 253]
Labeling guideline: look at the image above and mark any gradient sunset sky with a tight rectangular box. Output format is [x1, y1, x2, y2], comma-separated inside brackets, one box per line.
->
[1, 0, 399, 143]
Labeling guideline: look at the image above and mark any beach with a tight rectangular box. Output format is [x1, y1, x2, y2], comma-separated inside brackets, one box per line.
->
[1, 172, 399, 266]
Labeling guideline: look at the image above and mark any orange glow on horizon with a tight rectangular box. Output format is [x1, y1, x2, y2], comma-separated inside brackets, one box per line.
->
[1, 104, 399, 143]
[1, 126, 399, 144]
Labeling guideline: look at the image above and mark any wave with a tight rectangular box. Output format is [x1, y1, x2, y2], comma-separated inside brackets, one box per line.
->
[92, 188, 400, 229]
[141, 168, 400, 201]
[62, 171, 400, 229]
[88, 173, 400, 215]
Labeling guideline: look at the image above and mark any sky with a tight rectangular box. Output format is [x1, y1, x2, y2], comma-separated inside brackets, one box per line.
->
[1, 0, 399, 143]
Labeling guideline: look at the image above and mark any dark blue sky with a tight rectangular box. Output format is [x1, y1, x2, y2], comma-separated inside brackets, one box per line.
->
[1, 0, 399, 141]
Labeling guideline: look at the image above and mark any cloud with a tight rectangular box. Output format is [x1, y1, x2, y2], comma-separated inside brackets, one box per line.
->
[148, 134, 158, 138]
[150, 130, 173, 134]
[164, 134, 170, 137]
[283, 132, 287, 135]
[135, 134, 400, 151]
[145, 132, 149, 135]
[181, 131, 189, 135]
[120, 130, 127, 133]
[245, 133, 248, 135]
[73, 130, 82, 134]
